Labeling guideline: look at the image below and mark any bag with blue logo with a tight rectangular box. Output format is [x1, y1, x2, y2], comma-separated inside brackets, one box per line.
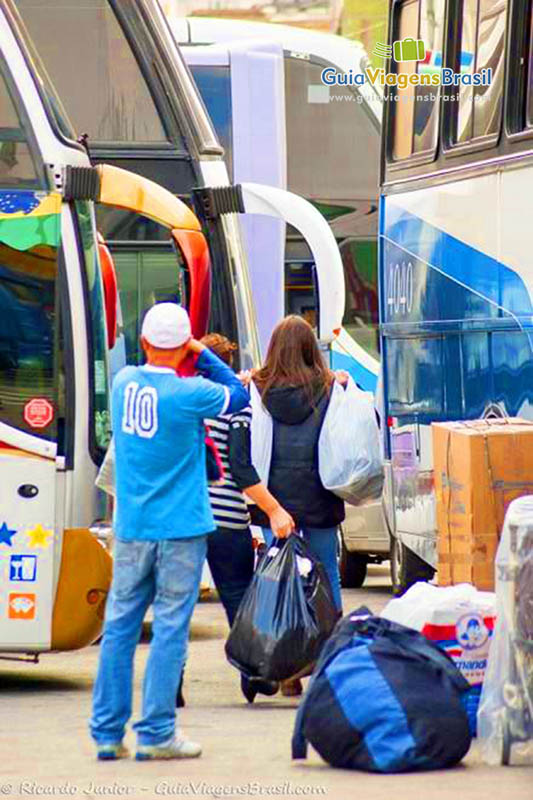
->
[292, 610, 472, 772]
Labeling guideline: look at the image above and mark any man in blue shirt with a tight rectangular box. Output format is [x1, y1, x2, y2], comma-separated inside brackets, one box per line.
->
[90, 303, 248, 762]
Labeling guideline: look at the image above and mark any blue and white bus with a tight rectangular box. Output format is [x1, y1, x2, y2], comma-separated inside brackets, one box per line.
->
[379, 0, 533, 592]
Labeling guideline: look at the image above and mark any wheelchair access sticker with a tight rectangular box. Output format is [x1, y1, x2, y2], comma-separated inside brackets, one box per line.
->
[8, 592, 36, 620]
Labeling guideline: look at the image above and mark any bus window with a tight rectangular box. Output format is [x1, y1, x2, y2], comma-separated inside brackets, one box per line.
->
[112, 248, 187, 366]
[284, 57, 379, 203]
[453, 0, 507, 143]
[0, 59, 39, 188]
[392, 0, 444, 160]
[96, 207, 172, 243]
[190, 66, 233, 176]
[0, 240, 60, 441]
[75, 202, 111, 458]
[340, 238, 379, 358]
[284, 234, 316, 319]
[14, 0, 169, 145]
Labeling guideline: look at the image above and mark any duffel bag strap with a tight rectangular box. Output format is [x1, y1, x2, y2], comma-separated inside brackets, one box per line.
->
[292, 698, 309, 759]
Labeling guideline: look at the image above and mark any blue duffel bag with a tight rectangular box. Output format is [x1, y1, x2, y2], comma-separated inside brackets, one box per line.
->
[292, 610, 472, 772]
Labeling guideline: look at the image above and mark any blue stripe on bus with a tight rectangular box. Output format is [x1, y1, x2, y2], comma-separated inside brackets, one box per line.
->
[382, 205, 533, 318]
[331, 349, 378, 392]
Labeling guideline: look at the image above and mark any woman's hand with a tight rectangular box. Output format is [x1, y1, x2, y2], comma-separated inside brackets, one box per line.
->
[334, 369, 350, 387]
[268, 505, 295, 539]
[237, 369, 252, 386]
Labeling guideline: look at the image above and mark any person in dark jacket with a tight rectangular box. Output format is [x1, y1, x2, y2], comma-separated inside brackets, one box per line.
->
[251, 315, 347, 695]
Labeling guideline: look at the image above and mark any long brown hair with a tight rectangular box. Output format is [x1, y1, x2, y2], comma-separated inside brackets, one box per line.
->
[254, 315, 333, 401]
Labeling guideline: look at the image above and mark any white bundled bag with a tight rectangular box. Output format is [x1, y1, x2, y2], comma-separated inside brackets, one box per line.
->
[318, 377, 383, 505]
[95, 439, 116, 497]
[249, 380, 273, 485]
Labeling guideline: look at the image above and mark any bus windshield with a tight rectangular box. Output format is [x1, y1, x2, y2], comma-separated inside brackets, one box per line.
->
[284, 55, 380, 364]
[0, 55, 41, 188]
[15, 0, 170, 144]
[190, 65, 233, 174]
[0, 191, 63, 445]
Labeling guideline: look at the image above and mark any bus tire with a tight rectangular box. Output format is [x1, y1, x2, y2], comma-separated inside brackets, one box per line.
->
[391, 535, 435, 596]
[338, 536, 368, 588]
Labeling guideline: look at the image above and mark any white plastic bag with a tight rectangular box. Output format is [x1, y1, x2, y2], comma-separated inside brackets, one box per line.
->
[249, 380, 273, 485]
[95, 439, 116, 497]
[318, 377, 383, 505]
[477, 496, 533, 765]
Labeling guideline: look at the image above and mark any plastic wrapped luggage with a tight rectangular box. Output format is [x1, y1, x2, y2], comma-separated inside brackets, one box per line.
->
[478, 496, 533, 765]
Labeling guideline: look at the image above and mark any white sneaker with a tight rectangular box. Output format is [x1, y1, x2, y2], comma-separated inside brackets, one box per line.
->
[96, 742, 130, 761]
[135, 736, 202, 761]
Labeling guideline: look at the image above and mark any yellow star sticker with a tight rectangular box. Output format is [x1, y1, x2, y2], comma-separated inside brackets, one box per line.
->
[26, 524, 53, 549]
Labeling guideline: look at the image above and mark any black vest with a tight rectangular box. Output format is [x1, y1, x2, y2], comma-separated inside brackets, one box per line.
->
[266, 391, 345, 530]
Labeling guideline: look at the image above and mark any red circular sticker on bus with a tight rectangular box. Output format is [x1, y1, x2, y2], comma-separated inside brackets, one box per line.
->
[24, 398, 54, 429]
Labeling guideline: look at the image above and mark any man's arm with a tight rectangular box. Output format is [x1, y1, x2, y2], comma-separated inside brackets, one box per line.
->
[192, 342, 248, 415]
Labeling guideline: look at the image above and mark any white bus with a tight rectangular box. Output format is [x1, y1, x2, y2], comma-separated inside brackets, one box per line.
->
[15, 0, 345, 374]
[0, 0, 219, 656]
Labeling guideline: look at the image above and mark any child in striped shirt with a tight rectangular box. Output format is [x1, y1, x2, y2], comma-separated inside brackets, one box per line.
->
[202, 334, 294, 703]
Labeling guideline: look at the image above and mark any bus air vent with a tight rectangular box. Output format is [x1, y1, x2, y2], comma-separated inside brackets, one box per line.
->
[192, 186, 245, 220]
[63, 166, 101, 202]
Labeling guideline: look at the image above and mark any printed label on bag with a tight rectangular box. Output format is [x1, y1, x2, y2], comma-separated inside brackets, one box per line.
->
[422, 613, 495, 685]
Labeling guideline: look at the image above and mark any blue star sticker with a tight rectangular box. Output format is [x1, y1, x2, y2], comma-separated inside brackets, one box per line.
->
[0, 522, 17, 547]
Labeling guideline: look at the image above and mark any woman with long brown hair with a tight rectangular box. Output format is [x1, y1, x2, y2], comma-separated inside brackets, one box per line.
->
[251, 316, 346, 694]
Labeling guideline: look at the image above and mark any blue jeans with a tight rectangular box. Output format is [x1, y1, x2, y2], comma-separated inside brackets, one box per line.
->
[262, 526, 342, 613]
[90, 536, 206, 746]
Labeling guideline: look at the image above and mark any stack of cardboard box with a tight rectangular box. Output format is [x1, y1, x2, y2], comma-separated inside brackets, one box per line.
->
[432, 418, 533, 590]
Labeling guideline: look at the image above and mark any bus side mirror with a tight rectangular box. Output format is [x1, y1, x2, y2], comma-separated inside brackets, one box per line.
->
[97, 233, 118, 350]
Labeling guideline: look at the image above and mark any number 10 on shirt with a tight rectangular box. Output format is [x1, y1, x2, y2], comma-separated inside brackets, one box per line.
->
[122, 382, 159, 439]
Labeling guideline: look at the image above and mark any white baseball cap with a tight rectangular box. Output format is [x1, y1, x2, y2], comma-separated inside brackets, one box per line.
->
[141, 303, 191, 349]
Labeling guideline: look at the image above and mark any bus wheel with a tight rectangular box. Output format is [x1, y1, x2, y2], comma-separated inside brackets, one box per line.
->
[390, 535, 435, 596]
[338, 533, 368, 588]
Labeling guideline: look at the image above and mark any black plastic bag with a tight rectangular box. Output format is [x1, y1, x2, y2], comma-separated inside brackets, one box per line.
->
[225, 534, 338, 682]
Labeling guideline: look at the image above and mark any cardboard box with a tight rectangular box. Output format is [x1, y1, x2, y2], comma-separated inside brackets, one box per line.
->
[432, 418, 533, 590]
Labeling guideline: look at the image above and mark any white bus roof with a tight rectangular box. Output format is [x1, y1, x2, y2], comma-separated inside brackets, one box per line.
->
[171, 16, 382, 119]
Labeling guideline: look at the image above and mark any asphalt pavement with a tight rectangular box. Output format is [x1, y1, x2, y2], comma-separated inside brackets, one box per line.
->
[0, 564, 531, 800]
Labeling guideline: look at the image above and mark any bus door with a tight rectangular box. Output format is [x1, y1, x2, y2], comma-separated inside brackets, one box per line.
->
[90, 164, 211, 378]
[0, 190, 64, 653]
[194, 182, 344, 346]
[187, 41, 286, 356]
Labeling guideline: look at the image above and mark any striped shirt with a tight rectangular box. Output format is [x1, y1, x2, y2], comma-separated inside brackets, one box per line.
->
[207, 408, 252, 530]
